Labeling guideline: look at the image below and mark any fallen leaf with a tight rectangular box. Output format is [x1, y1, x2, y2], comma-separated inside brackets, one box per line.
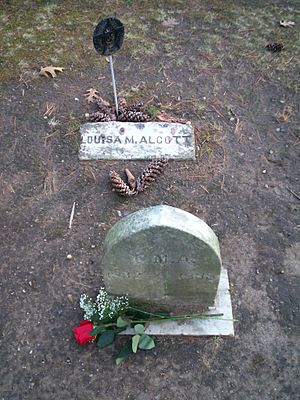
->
[39, 65, 64, 78]
[279, 20, 295, 28]
[156, 113, 188, 124]
[162, 17, 179, 27]
[84, 89, 111, 108]
[67, 294, 74, 303]
[84, 88, 100, 103]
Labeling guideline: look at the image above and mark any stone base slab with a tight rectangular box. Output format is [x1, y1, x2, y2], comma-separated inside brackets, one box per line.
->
[121, 268, 234, 336]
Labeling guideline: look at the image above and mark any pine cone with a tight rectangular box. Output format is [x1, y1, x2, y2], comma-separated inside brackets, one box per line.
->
[118, 97, 127, 111]
[136, 158, 168, 192]
[95, 102, 111, 114]
[118, 110, 150, 122]
[266, 42, 284, 52]
[126, 102, 144, 112]
[89, 111, 116, 122]
[110, 171, 137, 196]
[95, 97, 111, 109]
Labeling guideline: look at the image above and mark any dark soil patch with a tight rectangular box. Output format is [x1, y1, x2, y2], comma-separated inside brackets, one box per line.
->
[0, 1, 299, 399]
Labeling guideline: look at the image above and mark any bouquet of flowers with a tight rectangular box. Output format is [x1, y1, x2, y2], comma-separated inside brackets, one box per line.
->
[74, 287, 224, 365]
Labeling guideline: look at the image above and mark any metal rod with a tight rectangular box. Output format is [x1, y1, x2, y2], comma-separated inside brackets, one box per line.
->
[109, 55, 119, 116]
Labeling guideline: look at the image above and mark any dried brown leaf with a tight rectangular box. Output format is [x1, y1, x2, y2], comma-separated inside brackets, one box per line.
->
[279, 20, 295, 28]
[161, 17, 179, 27]
[156, 113, 188, 124]
[39, 65, 64, 78]
[84, 88, 100, 103]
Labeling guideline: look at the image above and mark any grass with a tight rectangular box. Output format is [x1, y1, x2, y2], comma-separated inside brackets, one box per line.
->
[63, 114, 82, 149]
[195, 121, 225, 163]
[0, 0, 299, 92]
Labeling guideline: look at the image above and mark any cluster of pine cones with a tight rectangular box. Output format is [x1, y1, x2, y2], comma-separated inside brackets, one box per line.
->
[88, 97, 151, 123]
[110, 158, 168, 196]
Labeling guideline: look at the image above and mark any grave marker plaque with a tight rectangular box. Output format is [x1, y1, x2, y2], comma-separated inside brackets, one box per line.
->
[79, 121, 195, 160]
[101, 205, 222, 311]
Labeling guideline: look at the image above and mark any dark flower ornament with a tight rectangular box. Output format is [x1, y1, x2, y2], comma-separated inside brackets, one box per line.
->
[93, 17, 125, 56]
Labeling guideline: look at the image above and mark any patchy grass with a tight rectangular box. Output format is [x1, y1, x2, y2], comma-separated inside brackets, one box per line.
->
[62, 114, 82, 149]
[0, 1, 159, 81]
[198, 122, 224, 158]
[1, 0, 299, 89]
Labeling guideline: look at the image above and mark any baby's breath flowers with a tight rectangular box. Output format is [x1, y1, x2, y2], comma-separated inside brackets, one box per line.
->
[79, 287, 129, 323]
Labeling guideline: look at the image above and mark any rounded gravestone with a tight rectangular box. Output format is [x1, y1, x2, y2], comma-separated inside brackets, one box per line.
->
[101, 205, 222, 312]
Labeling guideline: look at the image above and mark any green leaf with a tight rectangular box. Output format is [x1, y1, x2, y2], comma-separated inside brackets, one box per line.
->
[138, 334, 155, 350]
[134, 324, 145, 334]
[116, 340, 133, 365]
[132, 334, 140, 353]
[97, 330, 115, 349]
[117, 316, 130, 328]
[89, 325, 105, 336]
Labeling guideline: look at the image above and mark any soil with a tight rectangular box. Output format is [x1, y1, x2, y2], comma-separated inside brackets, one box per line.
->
[0, 1, 299, 399]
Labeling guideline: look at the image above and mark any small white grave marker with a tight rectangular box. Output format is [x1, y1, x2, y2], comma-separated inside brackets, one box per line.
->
[79, 121, 195, 160]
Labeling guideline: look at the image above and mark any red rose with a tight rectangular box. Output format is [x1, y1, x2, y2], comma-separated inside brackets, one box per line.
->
[74, 320, 95, 345]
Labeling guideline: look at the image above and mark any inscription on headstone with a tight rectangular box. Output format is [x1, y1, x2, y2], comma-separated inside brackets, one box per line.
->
[101, 205, 222, 311]
[79, 121, 195, 160]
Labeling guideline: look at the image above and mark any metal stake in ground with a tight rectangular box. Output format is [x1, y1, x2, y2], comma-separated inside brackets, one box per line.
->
[108, 55, 119, 115]
[93, 17, 125, 116]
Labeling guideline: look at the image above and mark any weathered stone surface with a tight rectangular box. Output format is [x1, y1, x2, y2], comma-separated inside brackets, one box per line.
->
[121, 269, 234, 336]
[79, 121, 195, 160]
[101, 205, 222, 311]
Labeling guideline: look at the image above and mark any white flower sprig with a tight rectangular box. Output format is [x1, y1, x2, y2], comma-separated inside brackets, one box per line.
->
[80, 288, 129, 323]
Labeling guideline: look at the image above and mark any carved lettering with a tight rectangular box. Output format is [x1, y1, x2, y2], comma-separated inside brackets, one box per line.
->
[134, 254, 144, 263]
[114, 137, 122, 144]
[154, 255, 168, 264]
[84, 134, 191, 146]
[125, 136, 134, 144]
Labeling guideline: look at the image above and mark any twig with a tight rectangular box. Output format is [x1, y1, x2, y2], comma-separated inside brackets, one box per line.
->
[143, 96, 156, 107]
[69, 202, 76, 229]
[211, 105, 224, 118]
[230, 108, 241, 135]
[199, 184, 209, 194]
[221, 174, 226, 191]
[58, 170, 77, 192]
[186, 175, 208, 180]
[287, 188, 300, 201]
[19, 74, 29, 89]
[44, 102, 56, 117]
[68, 279, 92, 288]
[234, 117, 241, 135]
[43, 170, 56, 194]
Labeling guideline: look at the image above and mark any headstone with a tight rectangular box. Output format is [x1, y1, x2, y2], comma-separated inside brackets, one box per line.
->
[79, 121, 195, 160]
[101, 205, 222, 312]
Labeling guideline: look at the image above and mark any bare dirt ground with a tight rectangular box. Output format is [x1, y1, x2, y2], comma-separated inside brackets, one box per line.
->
[0, 1, 299, 399]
